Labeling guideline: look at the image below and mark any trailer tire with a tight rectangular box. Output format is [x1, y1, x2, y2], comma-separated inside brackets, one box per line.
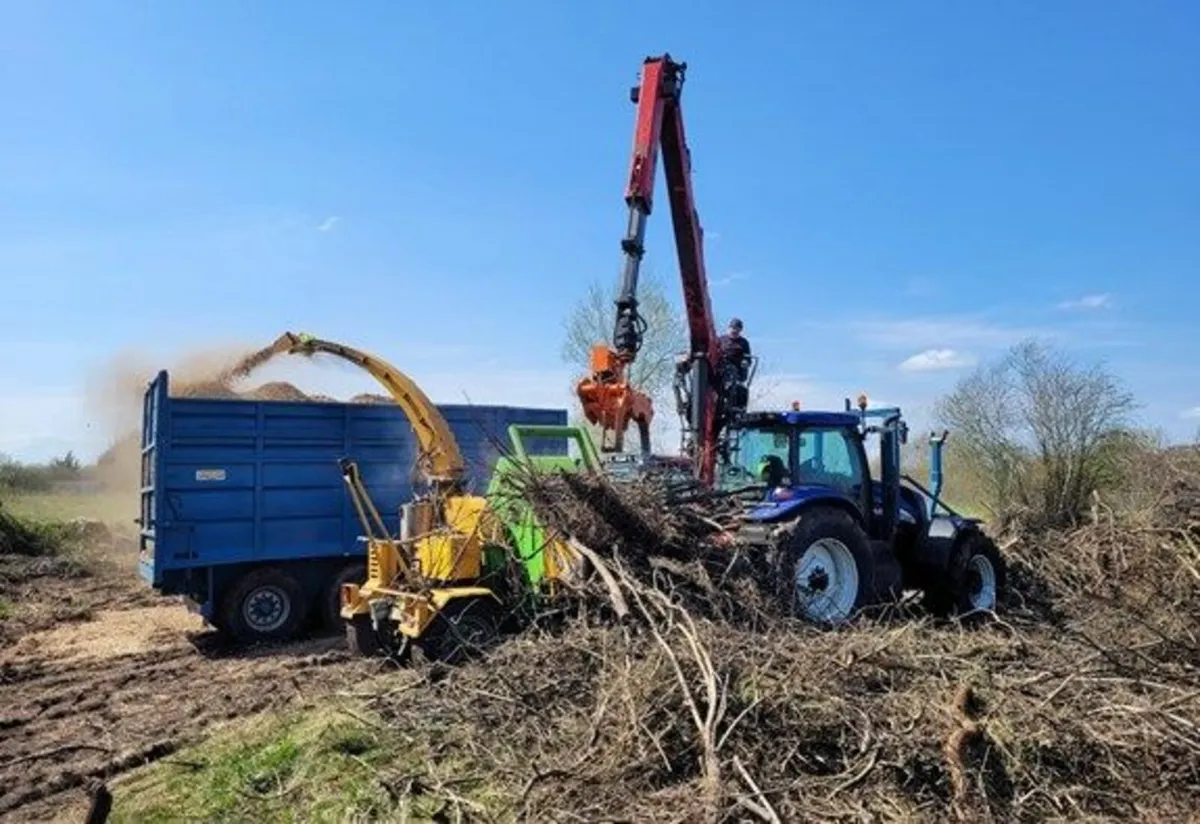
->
[220, 566, 308, 643]
[924, 530, 1007, 620]
[776, 506, 876, 625]
[412, 597, 500, 666]
[323, 561, 368, 631]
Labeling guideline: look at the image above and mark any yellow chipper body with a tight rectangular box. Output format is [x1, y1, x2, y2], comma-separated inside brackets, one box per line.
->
[336, 472, 514, 663]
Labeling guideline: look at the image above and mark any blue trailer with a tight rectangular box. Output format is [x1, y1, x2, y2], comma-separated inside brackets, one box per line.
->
[137, 370, 569, 642]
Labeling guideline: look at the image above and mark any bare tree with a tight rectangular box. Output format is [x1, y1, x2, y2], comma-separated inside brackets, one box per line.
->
[561, 270, 687, 406]
[561, 271, 688, 452]
[935, 338, 1138, 529]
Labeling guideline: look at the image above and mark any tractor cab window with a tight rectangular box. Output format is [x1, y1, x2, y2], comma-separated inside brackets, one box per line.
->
[728, 427, 791, 486]
[796, 427, 865, 494]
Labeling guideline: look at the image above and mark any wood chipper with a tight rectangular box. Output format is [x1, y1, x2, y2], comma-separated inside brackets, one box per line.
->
[263, 332, 601, 663]
[338, 421, 603, 663]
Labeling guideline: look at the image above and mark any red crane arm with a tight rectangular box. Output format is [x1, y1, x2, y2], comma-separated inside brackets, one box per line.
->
[628, 56, 720, 367]
[576, 53, 722, 484]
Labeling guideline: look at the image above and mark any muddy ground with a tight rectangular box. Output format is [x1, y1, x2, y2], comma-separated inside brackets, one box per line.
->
[0, 535, 373, 822]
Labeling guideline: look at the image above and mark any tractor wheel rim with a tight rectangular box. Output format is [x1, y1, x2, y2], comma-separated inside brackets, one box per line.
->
[244, 586, 290, 632]
[966, 554, 997, 610]
[794, 538, 859, 623]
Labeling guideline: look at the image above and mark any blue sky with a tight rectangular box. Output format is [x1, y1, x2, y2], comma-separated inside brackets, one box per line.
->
[2, 1, 1198, 462]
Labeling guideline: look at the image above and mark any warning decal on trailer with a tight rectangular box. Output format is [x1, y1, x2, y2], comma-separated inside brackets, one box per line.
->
[195, 469, 227, 482]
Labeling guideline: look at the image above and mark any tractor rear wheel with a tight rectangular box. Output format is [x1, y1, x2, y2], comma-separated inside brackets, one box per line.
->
[776, 506, 876, 625]
[924, 530, 1007, 619]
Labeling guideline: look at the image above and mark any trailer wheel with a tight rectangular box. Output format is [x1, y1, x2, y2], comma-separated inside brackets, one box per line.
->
[924, 530, 1007, 619]
[323, 561, 368, 631]
[777, 506, 876, 625]
[220, 567, 308, 643]
[412, 597, 500, 666]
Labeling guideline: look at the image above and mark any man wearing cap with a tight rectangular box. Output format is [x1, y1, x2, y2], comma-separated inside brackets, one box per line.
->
[717, 318, 752, 420]
[718, 318, 751, 376]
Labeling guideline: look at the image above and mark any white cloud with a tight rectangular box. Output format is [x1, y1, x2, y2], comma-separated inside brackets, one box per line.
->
[316, 216, 341, 233]
[1182, 406, 1200, 420]
[711, 271, 750, 288]
[897, 348, 977, 373]
[847, 316, 1043, 351]
[1057, 293, 1112, 311]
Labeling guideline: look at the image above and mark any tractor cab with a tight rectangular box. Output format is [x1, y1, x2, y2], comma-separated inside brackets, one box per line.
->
[721, 398, 940, 544]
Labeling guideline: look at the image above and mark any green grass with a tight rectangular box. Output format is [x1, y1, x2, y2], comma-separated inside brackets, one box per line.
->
[0, 596, 12, 621]
[110, 704, 501, 823]
[2, 491, 134, 529]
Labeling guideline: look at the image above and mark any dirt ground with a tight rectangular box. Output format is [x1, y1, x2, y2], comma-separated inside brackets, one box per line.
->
[0, 536, 372, 822]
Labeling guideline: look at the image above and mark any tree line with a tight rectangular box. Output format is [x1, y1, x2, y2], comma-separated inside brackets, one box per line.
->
[0, 452, 86, 494]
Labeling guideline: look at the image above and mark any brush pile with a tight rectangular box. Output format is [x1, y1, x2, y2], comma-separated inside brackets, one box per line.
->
[369, 450, 1200, 823]
[512, 470, 777, 627]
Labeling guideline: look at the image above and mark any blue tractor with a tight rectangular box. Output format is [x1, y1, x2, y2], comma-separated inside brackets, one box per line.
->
[722, 395, 1007, 625]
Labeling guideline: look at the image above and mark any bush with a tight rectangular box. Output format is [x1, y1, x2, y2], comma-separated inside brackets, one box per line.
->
[0, 505, 67, 556]
[0, 451, 84, 495]
[935, 338, 1138, 530]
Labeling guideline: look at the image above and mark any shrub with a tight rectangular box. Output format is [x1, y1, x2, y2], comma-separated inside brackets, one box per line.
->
[935, 338, 1138, 530]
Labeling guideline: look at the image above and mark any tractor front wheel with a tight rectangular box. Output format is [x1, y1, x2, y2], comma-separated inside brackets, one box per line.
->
[776, 506, 876, 625]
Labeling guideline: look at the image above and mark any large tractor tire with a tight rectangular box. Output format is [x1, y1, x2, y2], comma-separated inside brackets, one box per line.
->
[219, 566, 308, 643]
[923, 530, 1007, 620]
[776, 506, 877, 625]
[411, 597, 500, 666]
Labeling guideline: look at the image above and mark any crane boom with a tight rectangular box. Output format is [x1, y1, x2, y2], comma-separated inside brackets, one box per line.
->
[576, 53, 724, 485]
[266, 332, 467, 487]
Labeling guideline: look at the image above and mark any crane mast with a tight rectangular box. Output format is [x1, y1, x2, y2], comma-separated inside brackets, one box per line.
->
[576, 53, 725, 486]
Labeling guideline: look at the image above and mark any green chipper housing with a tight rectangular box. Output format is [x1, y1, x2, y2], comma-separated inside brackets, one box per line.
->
[479, 424, 604, 610]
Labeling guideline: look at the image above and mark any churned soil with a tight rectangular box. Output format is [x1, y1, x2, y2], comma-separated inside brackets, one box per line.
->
[0, 529, 371, 822]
